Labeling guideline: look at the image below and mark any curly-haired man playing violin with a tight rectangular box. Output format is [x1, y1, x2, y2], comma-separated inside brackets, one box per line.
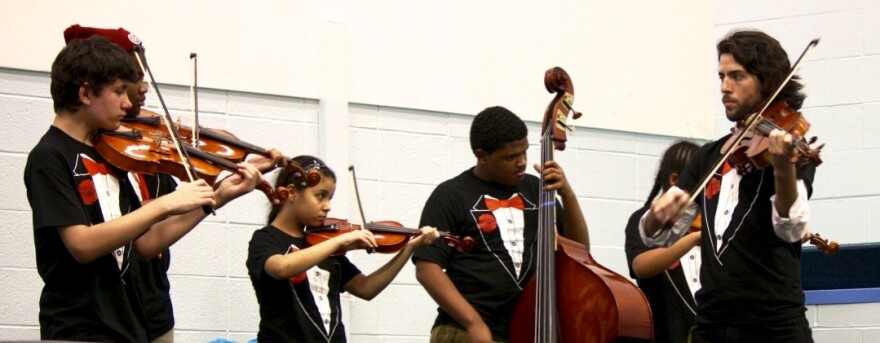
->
[640, 29, 817, 343]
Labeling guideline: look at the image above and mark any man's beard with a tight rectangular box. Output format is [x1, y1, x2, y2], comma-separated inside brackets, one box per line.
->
[727, 106, 750, 122]
[725, 97, 760, 122]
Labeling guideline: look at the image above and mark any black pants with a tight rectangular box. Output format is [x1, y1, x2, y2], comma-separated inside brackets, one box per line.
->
[690, 316, 813, 343]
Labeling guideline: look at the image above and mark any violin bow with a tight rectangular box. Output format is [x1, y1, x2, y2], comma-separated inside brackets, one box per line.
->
[688, 38, 820, 204]
[348, 165, 374, 254]
[190, 52, 200, 148]
[133, 45, 214, 214]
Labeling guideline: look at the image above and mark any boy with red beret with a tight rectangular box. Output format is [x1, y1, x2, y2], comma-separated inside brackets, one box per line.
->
[61, 24, 284, 343]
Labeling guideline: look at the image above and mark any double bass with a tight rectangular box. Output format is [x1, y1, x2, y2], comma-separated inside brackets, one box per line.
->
[509, 67, 653, 342]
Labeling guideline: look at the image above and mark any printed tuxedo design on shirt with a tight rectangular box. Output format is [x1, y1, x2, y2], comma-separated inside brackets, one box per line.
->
[700, 159, 772, 263]
[74, 153, 130, 272]
[471, 193, 537, 283]
[286, 245, 340, 339]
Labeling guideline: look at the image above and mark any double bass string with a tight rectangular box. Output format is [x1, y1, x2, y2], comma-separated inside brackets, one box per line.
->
[535, 121, 558, 343]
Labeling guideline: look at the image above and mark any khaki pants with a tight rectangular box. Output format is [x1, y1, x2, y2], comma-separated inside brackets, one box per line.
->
[430, 324, 505, 343]
[151, 328, 174, 343]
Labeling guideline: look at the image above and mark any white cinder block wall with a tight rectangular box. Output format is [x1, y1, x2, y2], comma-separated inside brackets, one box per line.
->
[2, 1, 880, 342]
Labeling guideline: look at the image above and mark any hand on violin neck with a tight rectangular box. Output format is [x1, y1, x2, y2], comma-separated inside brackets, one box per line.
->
[247, 148, 287, 173]
[212, 162, 264, 208]
[405, 226, 441, 251]
[769, 129, 801, 218]
[767, 129, 798, 173]
[801, 230, 813, 243]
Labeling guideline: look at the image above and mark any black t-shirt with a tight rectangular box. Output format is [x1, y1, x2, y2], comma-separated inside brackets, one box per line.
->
[412, 168, 564, 340]
[247, 225, 361, 343]
[129, 173, 178, 340]
[24, 126, 148, 342]
[678, 135, 815, 325]
[624, 206, 697, 343]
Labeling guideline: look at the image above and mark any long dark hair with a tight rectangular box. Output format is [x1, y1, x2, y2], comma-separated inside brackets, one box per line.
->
[644, 140, 700, 207]
[267, 156, 336, 223]
[717, 29, 806, 110]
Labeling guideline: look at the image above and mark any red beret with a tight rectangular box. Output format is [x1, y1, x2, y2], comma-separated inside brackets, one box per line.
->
[63, 24, 142, 52]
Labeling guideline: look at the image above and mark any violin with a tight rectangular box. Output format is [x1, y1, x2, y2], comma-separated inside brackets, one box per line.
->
[689, 213, 703, 234]
[92, 127, 282, 203]
[123, 111, 248, 163]
[721, 100, 824, 173]
[806, 232, 839, 256]
[304, 218, 474, 255]
[120, 111, 322, 190]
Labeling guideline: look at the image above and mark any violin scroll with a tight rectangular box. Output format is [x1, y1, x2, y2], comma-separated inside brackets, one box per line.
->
[284, 162, 322, 189]
[808, 232, 839, 256]
[441, 234, 475, 253]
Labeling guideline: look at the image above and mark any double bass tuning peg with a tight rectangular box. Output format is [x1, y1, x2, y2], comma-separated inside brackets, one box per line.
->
[557, 119, 576, 134]
[561, 99, 583, 120]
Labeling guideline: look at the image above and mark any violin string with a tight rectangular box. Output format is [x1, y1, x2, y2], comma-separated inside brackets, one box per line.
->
[133, 46, 198, 183]
[753, 114, 814, 160]
[364, 223, 419, 234]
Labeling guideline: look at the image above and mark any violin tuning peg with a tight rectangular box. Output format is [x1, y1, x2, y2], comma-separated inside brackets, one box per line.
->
[572, 111, 583, 120]
[808, 136, 818, 144]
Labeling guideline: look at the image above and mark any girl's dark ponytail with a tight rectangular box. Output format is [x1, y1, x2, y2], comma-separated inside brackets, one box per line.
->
[643, 140, 700, 207]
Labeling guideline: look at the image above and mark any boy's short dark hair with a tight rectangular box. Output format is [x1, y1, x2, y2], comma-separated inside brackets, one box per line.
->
[51, 35, 138, 113]
[469, 106, 528, 154]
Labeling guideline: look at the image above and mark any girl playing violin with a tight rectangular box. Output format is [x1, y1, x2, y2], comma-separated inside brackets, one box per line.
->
[624, 140, 700, 343]
[246, 156, 440, 343]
